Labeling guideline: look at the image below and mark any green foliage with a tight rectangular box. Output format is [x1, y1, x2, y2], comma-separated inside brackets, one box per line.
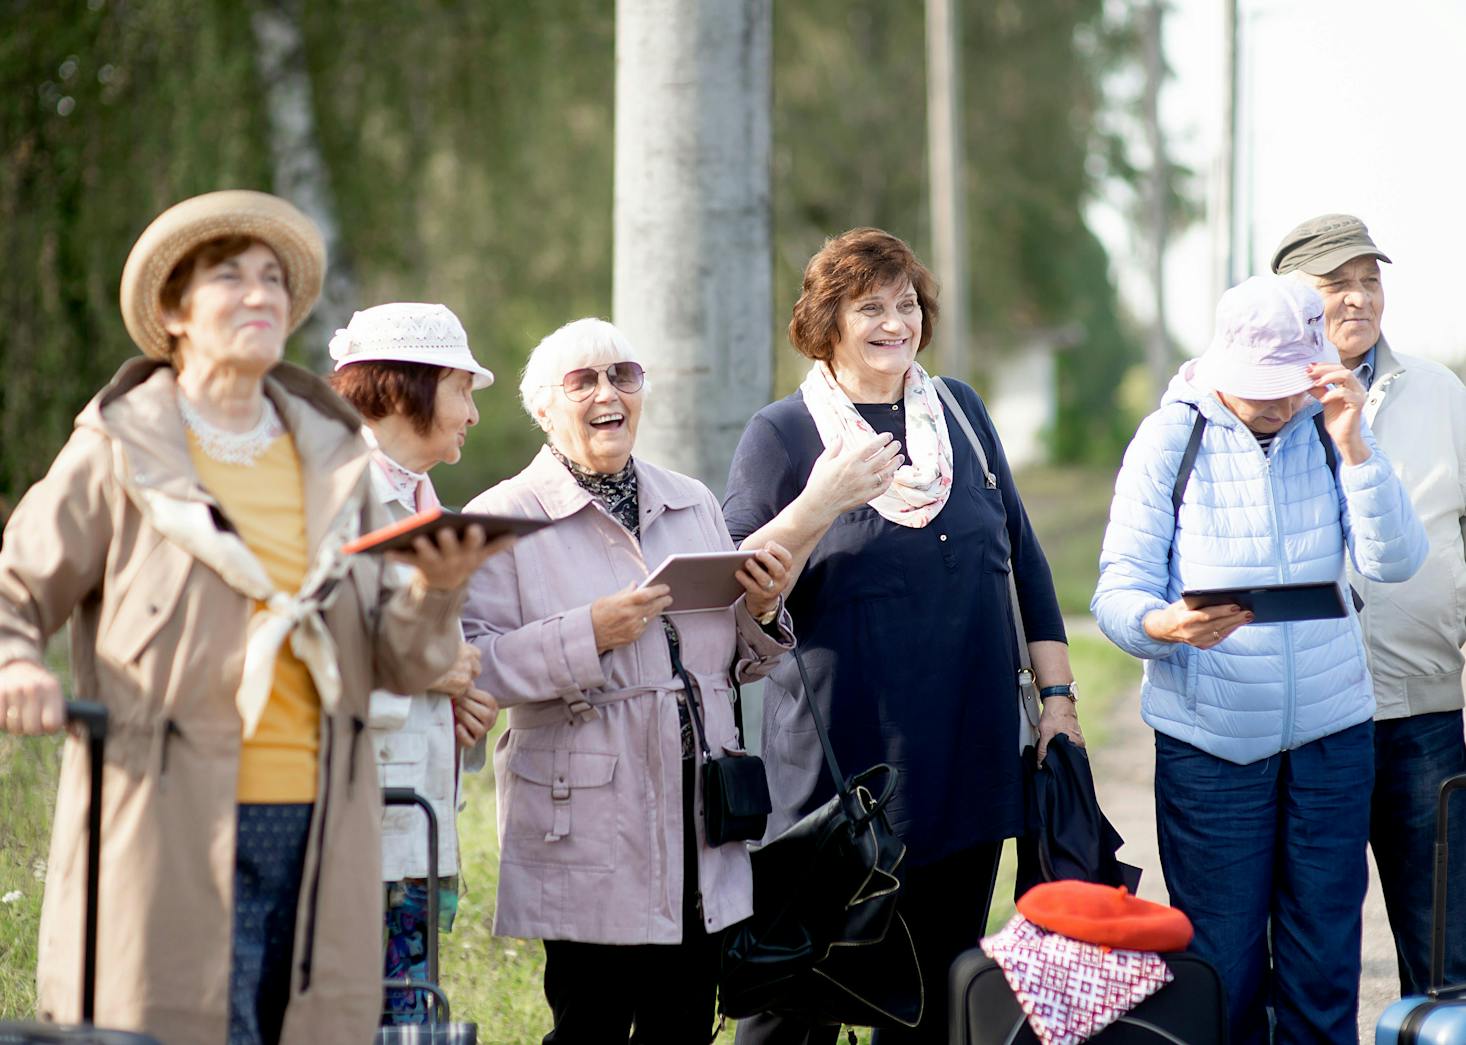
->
[2, 0, 1160, 510]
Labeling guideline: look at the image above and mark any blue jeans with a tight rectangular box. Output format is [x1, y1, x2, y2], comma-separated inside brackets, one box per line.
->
[1371, 709, 1466, 995]
[1155, 722, 1373, 1045]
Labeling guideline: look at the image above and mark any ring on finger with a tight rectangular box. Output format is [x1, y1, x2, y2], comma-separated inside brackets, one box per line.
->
[1212, 629, 1220, 642]
[641, 616, 648, 626]
[764, 580, 774, 591]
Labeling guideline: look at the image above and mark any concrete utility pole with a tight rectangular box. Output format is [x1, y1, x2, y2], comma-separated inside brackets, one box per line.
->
[925, 0, 971, 382]
[1215, 0, 1239, 297]
[1143, 0, 1171, 400]
[613, 0, 772, 494]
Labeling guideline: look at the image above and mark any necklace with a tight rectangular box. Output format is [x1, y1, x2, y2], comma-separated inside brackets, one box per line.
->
[178, 391, 285, 466]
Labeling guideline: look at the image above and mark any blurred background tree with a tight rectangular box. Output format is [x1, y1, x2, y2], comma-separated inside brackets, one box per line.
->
[1, 0, 1173, 509]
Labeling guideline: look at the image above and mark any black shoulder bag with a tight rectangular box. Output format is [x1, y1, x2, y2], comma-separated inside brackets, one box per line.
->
[666, 626, 772, 846]
[719, 647, 923, 1030]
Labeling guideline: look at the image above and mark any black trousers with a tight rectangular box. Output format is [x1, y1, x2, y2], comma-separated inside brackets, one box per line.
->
[733, 841, 1002, 1045]
[541, 756, 721, 1044]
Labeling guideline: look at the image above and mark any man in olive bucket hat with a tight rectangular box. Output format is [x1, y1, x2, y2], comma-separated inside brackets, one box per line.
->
[1274, 214, 1466, 997]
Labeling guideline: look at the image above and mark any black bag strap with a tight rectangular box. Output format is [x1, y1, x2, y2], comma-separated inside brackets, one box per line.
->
[1313, 413, 1338, 474]
[1172, 411, 1208, 522]
[791, 646, 849, 798]
[665, 622, 713, 761]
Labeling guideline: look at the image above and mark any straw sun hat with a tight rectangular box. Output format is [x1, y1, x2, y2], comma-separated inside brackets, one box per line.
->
[119, 189, 326, 360]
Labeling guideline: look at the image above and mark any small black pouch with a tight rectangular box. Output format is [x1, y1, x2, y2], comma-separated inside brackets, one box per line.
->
[666, 625, 772, 846]
[702, 746, 772, 846]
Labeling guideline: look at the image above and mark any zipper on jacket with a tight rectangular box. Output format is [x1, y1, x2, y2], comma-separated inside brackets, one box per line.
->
[298, 717, 334, 991]
[347, 715, 364, 795]
[159, 719, 182, 776]
[1263, 455, 1298, 750]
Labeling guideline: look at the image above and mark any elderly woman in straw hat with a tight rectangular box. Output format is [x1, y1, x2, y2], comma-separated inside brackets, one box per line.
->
[0, 191, 506, 1045]
[1093, 274, 1427, 1043]
[461, 317, 796, 1043]
[326, 301, 499, 1025]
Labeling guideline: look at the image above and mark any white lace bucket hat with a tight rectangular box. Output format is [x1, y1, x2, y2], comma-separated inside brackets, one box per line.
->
[329, 302, 494, 388]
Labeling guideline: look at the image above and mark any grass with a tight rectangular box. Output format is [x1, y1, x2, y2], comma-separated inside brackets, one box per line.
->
[1014, 464, 1121, 616]
[0, 463, 1136, 1040]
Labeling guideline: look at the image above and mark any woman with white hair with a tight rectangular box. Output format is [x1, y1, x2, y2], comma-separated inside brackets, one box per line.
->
[461, 318, 796, 1043]
[326, 301, 500, 1025]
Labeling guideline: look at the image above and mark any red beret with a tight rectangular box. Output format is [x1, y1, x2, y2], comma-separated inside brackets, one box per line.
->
[1016, 881, 1194, 952]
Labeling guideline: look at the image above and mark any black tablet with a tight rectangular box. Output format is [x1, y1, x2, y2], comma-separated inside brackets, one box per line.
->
[342, 507, 550, 554]
[1181, 581, 1347, 624]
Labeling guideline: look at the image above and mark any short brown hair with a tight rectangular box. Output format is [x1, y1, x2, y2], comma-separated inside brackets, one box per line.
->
[788, 228, 939, 362]
[330, 361, 447, 436]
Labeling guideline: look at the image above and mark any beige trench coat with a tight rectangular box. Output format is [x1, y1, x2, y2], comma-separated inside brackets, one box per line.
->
[462, 447, 793, 945]
[0, 359, 464, 1044]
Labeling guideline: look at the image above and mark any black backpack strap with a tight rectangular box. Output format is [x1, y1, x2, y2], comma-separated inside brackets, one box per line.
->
[1172, 410, 1207, 522]
[1313, 413, 1338, 473]
[1312, 412, 1366, 612]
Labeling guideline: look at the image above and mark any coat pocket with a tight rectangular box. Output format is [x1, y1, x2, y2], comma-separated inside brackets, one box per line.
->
[502, 747, 618, 871]
[97, 533, 194, 666]
[375, 731, 428, 790]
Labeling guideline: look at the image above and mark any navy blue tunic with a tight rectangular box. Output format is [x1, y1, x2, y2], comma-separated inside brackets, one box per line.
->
[722, 380, 1065, 866]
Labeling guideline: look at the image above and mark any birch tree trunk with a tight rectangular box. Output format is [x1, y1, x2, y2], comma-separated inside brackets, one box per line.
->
[613, 0, 772, 494]
[251, 0, 355, 371]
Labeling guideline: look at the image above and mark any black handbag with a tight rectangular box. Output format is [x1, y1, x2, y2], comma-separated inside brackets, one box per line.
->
[718, 648, 923, 1029]
[667, 625, 772, 846]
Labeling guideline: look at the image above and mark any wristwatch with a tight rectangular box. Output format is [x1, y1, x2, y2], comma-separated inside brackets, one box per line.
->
[1039, 682, 1078, 703]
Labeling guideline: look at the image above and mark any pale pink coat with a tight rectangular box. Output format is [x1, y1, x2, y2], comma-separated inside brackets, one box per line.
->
[462, 447, 792, 944]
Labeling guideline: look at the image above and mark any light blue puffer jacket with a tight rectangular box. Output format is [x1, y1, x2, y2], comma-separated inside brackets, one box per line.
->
[1092, 365, 1427, 765]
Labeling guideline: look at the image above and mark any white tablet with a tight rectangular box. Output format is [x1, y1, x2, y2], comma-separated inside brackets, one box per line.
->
[639, 551, 752, 614]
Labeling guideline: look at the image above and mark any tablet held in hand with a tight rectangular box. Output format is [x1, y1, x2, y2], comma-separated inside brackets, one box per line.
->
[341, 507, 550, 555]
[1182, 581, 1347, 624]
[639, 551, 753, 614]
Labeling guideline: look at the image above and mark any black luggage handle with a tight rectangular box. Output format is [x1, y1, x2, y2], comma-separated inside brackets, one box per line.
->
[381, 788, 449, 1024]
[65, 700, 108, 1026]
[1430, 774, 1466, 997]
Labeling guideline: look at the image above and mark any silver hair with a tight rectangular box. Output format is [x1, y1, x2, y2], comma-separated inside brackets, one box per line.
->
[518, 318, 644, 430]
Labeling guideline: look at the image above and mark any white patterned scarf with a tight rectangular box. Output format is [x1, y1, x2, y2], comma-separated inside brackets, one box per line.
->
[981, 913, 1174, 1045]
[798, 360, 954, 527]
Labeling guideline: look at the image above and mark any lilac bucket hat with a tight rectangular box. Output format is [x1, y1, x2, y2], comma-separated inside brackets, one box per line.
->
[1192, 275, 1339, 399]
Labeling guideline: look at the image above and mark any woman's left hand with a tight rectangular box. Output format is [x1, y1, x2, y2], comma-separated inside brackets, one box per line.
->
[1305, 362, 1370, 465]
[738, 541, 794, 618]
[1036, 696, 1084, 763]
[453, 686, 499, 748]
[391, 527, 516, 591]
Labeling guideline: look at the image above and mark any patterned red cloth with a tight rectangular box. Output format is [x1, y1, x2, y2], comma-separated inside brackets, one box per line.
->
[980, 913, 1173, 1045]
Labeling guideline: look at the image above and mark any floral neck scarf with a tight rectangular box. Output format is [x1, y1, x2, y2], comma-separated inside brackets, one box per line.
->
[549, 445, 640, 537]
[798, 359, 954, 527]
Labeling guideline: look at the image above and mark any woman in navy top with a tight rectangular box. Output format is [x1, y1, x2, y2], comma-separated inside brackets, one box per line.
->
[723, 228, 1079, 1044]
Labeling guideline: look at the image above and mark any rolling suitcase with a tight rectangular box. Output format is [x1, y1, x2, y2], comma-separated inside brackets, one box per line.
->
[949, 947, 1227, 1044]
[1377, 773, 1466, 1044]
[374, 787, 477, 1045]
[0, 701, 160, 1045]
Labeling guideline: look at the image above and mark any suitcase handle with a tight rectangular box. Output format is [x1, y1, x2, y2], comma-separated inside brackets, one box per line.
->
[381, 788, 447, 1024]
[1430, 774, 1466, 996]
[64, 700, 108, 1025]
